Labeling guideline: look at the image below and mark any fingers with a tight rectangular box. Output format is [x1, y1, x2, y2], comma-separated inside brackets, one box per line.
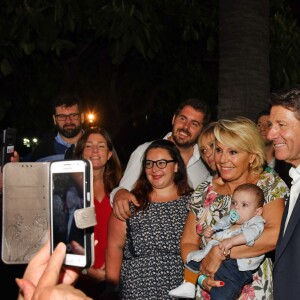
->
[35, 242, 66, 289]
[16, 278, 36, 300]
[113, 201, 131, 222]
[70, 241, 85, 255]
[22, 240, 51, 283]
[201, 277, 224, 291]
[11, 151, 20, 162]
[129, 195, 140, 207]
[113, 190, 133, 221]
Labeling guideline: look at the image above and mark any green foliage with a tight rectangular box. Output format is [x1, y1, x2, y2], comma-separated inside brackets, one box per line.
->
[0, 0, 218, 143]
[1, 0, 299, 159]
[270, 0, 300, 89]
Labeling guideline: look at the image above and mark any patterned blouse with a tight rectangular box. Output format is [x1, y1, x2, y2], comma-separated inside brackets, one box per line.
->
[189, 170, 289, 300]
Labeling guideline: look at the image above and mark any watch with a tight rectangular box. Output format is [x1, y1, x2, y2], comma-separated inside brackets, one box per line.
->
[224, 249, 231, 260]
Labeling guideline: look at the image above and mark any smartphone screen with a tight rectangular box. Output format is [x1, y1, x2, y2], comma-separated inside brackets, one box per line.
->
[50, 160, 92, 267]
[1, 128, 17, 171]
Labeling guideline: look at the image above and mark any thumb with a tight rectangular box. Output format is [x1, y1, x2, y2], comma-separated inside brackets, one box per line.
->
[16, 278, 36, 300]
[129, 195, 140, 207]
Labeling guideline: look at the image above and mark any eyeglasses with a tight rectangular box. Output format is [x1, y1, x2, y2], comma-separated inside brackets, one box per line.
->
[55, 113, 80, 121]
[144, 159, 175, 169]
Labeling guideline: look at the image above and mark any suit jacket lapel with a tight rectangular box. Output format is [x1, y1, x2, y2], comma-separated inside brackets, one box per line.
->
[275, 194, 300, 263]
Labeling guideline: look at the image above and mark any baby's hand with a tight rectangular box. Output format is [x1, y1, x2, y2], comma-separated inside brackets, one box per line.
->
[203, 226, 214, 238]
[218, 239, 233, 253]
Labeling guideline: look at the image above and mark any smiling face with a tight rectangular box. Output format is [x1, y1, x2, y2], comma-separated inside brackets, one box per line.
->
[256, 114, 272, 146]
[214, 141, 255, 183]
[267, 105, 300, 167]
[53, 104, 84, 139]
[199, 132, 216, 171]
[145, 148, 178, 190]
[82, 133, 112, 170]
[230, 189, 263, 225]
[171, 105, 204, 149]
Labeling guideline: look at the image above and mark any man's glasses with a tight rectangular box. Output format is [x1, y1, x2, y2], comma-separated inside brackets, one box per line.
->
[144, 159, 175, 169]
[55, 113, 80, 121]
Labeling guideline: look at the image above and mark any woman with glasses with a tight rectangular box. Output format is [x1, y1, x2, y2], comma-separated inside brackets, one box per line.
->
[106, 139, 193, 299]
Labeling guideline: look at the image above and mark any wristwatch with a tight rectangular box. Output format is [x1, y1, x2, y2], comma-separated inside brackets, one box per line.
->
[224, 249, 231, 260]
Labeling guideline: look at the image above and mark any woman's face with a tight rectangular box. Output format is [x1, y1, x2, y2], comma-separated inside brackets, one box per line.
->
[145, 148, 178, 190]
[82, 133, 112, 170]
[214, 140, 255, 182]
[199, 133, 216, 171]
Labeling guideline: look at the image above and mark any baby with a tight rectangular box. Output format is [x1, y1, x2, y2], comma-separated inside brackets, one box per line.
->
[169, 183, 265, 299]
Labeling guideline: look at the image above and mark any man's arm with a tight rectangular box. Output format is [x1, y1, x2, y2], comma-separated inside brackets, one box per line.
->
[110, 143, 150, 221]
[110, 142, 149, 206]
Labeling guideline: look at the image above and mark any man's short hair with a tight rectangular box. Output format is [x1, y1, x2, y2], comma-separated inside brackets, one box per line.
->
[270, 86, 300, 120]
[52, 94, 83, 114]
[175, 98, 211, 125]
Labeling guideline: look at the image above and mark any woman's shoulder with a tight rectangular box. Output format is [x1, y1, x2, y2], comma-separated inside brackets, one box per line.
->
[259, 169, 288, 186]
[194, 178, 213, 192]
[258, 170, 289, 203]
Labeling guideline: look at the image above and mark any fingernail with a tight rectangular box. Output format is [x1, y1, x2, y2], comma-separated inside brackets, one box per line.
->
[220, 281, 224, 286]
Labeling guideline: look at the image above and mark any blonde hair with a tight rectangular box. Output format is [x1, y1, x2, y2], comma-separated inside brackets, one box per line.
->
[214, 116, 266, 174]
[198, 121, 217, 151]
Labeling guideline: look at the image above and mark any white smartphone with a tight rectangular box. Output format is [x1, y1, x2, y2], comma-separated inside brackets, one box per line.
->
[50, 159, 94, 268]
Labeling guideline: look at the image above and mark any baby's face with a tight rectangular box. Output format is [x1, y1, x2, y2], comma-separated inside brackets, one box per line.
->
[230, 190, 262, 224]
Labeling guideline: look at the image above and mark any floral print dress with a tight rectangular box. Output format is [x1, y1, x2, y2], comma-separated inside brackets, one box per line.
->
[189, 170, 289, 300]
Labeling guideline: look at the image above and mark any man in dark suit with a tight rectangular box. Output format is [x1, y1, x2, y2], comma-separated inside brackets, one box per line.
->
[268, 86, 300, 299]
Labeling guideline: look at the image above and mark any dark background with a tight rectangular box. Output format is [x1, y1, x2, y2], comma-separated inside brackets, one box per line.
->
[1, 1, 300, 298]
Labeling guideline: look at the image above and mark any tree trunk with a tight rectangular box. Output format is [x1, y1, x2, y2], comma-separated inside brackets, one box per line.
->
[218, 0, 270, 121]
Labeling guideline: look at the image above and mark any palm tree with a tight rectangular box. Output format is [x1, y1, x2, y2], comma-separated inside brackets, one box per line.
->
[218, 0, 270, 120]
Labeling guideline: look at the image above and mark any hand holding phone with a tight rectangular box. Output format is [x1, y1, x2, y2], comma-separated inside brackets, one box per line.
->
[1, 128, 17, 170]
[50, 159, 94, 268]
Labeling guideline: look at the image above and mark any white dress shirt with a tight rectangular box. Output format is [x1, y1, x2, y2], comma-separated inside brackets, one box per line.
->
[109, 132, 210, 205]
[284, 165, 300, 234]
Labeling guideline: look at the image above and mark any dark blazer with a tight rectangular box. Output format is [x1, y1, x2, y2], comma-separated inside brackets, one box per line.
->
[273, 194, 300, 299]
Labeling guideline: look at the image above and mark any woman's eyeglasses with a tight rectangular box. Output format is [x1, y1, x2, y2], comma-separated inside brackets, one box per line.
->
[144, 159, 175, 169]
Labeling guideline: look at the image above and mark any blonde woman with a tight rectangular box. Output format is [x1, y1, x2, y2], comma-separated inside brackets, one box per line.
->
[181, 116, 289, 299]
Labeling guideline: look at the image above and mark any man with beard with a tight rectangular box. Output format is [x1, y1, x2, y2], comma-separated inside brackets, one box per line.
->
[111, 98, 211, 221]
[30, 94, 84, 162]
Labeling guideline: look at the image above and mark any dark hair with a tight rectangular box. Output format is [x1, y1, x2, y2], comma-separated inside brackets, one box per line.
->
[270, 86, 300, 121]
[233, 183, 265, 208]
[52, 94, 83, 114]
[175, 98, 211, 126]
[73, 127, 123, 196]
[131, 139, 193, 212]
[255, 109, 270, 124]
